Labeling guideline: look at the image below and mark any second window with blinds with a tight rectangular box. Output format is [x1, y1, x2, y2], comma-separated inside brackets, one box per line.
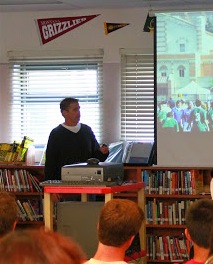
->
[120, 50, 155, 142]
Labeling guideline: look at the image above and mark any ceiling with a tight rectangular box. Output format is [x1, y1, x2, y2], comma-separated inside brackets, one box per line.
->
[0, 0, 213, 12]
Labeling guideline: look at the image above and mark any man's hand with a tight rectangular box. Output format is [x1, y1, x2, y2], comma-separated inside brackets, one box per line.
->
[100, 144, 109, 154]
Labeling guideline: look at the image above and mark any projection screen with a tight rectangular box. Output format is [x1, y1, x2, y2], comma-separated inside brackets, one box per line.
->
[156, 11, 213, 166]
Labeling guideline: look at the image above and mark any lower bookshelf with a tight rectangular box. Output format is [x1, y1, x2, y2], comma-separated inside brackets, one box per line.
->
[0, 164, 44, 228]
[124, 166, 212, 264]
[145, 194, 212, 263]
[1, 163, 212, 262]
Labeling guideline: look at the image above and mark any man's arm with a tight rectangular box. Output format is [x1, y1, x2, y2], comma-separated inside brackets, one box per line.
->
[44, 131, 60, 180]
[88, 127, 109, 161]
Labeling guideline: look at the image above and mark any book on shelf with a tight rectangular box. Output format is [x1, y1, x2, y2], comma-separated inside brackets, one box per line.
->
[23, 170, 30, 192]
[142, 170, 149, 193]
[143, 169, 210, 195]
[16, 200, 28, 221]
[11, 174, 18, 192]
[27, 173, 34, 192]
[179, 237, 189, 260]
[22, 202, 34, 221]
[168, 204, 173, 224]
[172, 203, 177, 225]
[174, 237, 182, 260]
[159, 236, 165, 260]
[0, 168, 42, 193]
[14, 169, 22, 192]
[170, 237, 177, 261]
[19, 169, 27, 192]
[152, 198, 157, 224]
[158, 171, 163, 195]
[0, 136, 34, 163]
[166, 236, 173, 261]
[164, 201, 169, 225]
[146, 235, 189, 262]
[16, 201, 27, 221]
[16, 136, 34, 162]
[147, 200, 153, 224]
[155, 236, 160, 260]
[6, 169, 12, 191]
[159, 201, 163, 225]
[163, 236, 169, 260]
[0, 143, 11, 162]
[27, 172, 42, 192]
[149, 235, 154, 260]
[191, 169, 204, 194]
[28, 199, 41, 221]
[0, 170, 4, 191]
[27, 200, 38, 221]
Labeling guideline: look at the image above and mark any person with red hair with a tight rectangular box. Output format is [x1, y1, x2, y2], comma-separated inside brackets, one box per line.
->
[0, 192, 17, 237]
[0, 228, 86, 264]
[85, 199, 145, 264]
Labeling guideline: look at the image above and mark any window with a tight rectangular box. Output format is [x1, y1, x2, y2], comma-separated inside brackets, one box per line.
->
[120, 51, 155, 142]
[178, 65, 185, 77]
[160, 65, 168, 77]
[9, 53, 103, 145]
[180, 43, 185, 52]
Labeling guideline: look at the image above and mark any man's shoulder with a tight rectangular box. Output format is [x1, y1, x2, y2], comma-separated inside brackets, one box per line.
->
[80, 123, 92, 131]
[50, 124, 64, 133]
[81, 123, 91, 128]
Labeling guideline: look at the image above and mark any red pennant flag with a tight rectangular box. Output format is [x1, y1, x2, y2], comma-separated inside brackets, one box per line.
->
[36, 14, 100, 45]
[104, 22, 129, 35]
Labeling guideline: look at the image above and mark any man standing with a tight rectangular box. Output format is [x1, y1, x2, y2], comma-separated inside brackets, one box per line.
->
[45, 97, 109, 180]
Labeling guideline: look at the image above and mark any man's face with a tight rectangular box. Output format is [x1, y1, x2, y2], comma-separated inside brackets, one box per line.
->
[65, 102, 80, 125]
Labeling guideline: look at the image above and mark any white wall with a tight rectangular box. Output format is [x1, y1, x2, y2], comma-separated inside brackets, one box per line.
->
[0, 8, 154, 143]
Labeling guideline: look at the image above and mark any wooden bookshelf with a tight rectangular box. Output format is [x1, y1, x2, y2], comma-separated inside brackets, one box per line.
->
[124, 166, 212, 264]
[0, 164, 44, 227]
[0, 163, 211, 261]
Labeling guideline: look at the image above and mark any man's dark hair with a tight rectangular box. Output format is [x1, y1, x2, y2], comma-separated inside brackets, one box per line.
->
[60, 98, 79, 112]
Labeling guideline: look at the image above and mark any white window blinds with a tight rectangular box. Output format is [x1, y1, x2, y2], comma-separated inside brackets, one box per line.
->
[120, 51, 155, 142]
[9, 54, 103, 145]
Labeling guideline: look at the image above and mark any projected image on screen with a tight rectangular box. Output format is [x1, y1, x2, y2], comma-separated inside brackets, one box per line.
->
[156, 11, 213, 167]
[156, 12, 213, 133]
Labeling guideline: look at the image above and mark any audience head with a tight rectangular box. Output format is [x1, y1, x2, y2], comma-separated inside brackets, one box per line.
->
[0, 228, 86, 264]
[98, 198, 144, 247]
[185, 199, 213, 249]
[0, 192, 17, 237]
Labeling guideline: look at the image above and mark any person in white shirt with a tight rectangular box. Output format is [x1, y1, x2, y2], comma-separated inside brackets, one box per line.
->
[85, 199, 145, 264]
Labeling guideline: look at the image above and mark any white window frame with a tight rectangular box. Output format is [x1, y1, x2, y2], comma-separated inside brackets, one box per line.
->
[8, 50, 104, 146]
